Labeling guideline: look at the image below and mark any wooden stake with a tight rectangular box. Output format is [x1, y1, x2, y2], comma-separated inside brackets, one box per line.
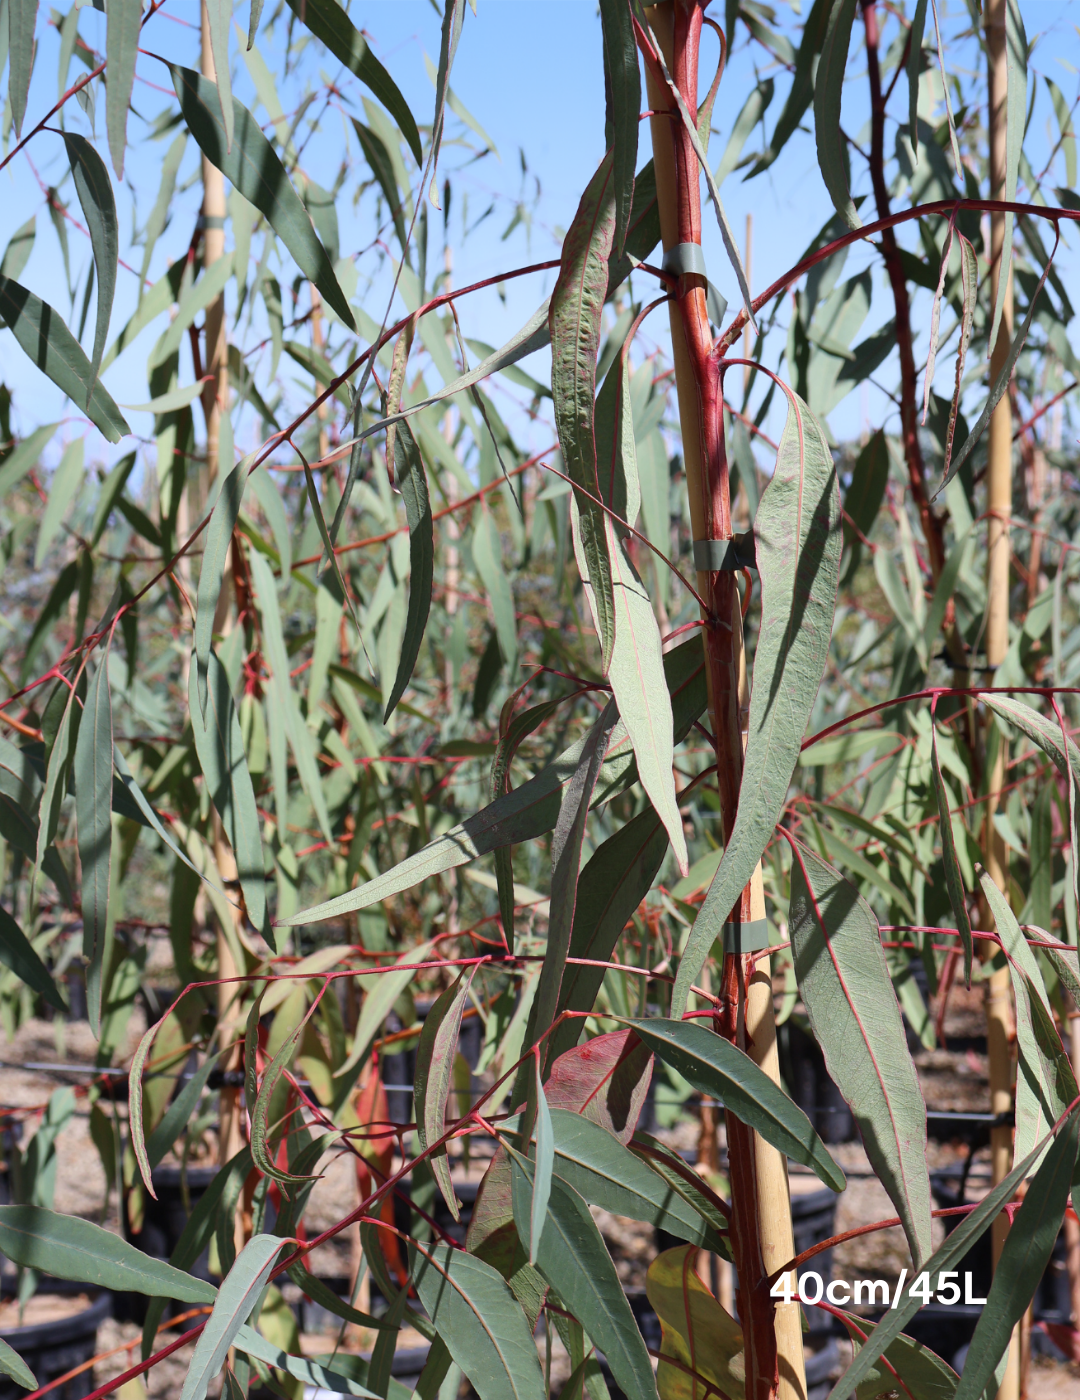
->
[200, 0, 229, 476]
[983, 1, 1019, 1397]
[644, 8, 804, 1398]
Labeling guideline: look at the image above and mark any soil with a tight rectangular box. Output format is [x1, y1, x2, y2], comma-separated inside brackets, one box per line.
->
[0, 1291, 93, 1328]
[0, 975, 1074, 1398]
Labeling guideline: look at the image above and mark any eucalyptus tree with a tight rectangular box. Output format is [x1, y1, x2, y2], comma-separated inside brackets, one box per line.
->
[0, 0, 1078, 1399]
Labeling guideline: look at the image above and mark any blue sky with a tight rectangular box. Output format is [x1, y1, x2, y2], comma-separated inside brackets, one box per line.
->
[1, 0, 1079, 479]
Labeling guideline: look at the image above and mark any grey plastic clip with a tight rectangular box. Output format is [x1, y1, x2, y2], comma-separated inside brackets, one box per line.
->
[692, 531, 756, 573]
[662, 243, 728, 327]
[722, 918, 770, 954]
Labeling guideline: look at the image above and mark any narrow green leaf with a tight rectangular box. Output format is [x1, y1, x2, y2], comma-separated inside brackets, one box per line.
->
[248, 551, 333, 843]
[138, 130, 186, 294]
[89, 450, 137, 546]
[281, 635, 708, 927]
[599, 0, 639, 258]
[9, 0, 37, 137]
[939, 233, 978, 485]
[508, 1155, 657, 1400]
[281, 0, 421, 163]
[594, 346, 686, 873]
[166, 63, 354, 330]
[788, 839, 932, 1266]
[415, 966, 476, 1220]
[624, 1017, 845, 1192]
[204, 0, 233, 150]
[471, 502, 517, 673]
[1, 216, 35, 282]
[832, 1307, 958, 1399]
[148, 253, 235, 371]
[384, 424, 433, 721]
[190, 659, 266, 937]
[529, 1068, 553, 1267]
[929, 725, 973, 985]
[62, 134, 117, 387]
[550, 153, 618, 662]
[526, 702, 620, 1061]
[907, 0, 928, 160]
[714, 76, 774, 187]
[936, 240, 1051, 498]
[181, 1235, 285, 1400]
[0, 904, 65, 1012]
[672, 391, 841, 1015]
[515, 1108, 723, 1252]
[814, 0, 861, 229]
[106, 0, 141, 178]
[35, 438, 84, 567]
[234, 1324, 381, 1398]
[840, 428, 888, 582]
[748, 0, 831, 174]
[75, 656, 113, 1037]
[251, 1006, 321, 1185]
[976, 866, 1077, 1165]
[0, 277, 129, 442]
[429, 0, 464, 205]
[409, 1238, 546, 1400]
[0, 1205, 216, 1301]
[147, 1050, 220, 1173]
[284, 1264, 393, 1332]
[0, 1336, 36, 1391]
[0, 422, 58, 498]
[549, 804, 669, 1065]
[249, 467, 291, 581]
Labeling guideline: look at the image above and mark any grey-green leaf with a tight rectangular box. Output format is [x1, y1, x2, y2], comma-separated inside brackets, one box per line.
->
[626, 1017, 844, 1192]
[409, 1239, 546, 1400]
[814, 0, 861, 229]
[929, 725, 973, 986]
[599, 0, 639, 258]
[385, 424, 433, 721]
[187, 652, 267, 938]
[0, 1336, 36, 1391]
[180, 1234, 284, 1400]
[0, 1205, 216, 1302]
[508, 1155, 658, 1400]
[106, 0, 141, 178]
[788, 840, 932, 1267]
[62, 134, 117, 388]
[415, 967, 475, 1220]
[75, 657, 114, 1037]
[9, 0, 37, 137]
[0, 278, 129, 442]
[0, 904, 65, 1012]
[515, 1108, 726, 1252]
[281, 0, 421, 163]
[195, 452, 250, 708]
[166, 63, 354, 330]
[671, 391, 841, 1015]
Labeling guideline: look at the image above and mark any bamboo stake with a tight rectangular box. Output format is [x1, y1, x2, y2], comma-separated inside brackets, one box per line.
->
[644, 8, 804, 1398]
[983, 2, 1018, 1398]
[198, 3, 245, 1209]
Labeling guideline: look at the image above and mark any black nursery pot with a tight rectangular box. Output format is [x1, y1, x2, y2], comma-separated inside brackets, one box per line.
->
[0, 1283, 111, 1400]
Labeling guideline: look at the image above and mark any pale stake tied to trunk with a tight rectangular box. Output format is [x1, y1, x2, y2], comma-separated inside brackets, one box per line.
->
[643, 6, 804, 1398]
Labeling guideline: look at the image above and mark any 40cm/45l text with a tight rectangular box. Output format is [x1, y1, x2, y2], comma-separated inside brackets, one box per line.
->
[771, 1271, 988, 1308]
